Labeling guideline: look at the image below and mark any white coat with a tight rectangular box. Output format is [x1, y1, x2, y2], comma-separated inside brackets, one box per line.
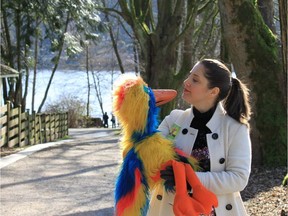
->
[147, 103, 252, 216]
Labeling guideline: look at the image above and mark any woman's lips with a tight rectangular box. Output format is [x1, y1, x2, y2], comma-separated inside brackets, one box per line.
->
[183, 88, 190, 94]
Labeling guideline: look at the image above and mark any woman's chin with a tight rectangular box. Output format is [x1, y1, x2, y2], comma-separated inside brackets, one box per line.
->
[181, 94, 191, 103]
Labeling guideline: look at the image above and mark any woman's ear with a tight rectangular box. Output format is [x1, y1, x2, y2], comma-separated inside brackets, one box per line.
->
[210, 87, 220, 97]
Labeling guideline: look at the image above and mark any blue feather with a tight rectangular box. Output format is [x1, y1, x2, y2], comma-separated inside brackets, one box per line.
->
[132, 87, 160, 143]
[115, 148, 149, 214]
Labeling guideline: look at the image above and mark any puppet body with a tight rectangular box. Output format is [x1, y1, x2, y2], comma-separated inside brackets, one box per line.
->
[113, 76, 217, 216]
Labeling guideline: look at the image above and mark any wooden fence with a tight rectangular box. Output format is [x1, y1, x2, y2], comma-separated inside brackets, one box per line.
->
[0, 102, 68, 148]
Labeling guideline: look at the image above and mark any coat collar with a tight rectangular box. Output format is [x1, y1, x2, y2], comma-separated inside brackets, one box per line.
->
[189, 102, 225, 132]
[207, 102, 225, 132]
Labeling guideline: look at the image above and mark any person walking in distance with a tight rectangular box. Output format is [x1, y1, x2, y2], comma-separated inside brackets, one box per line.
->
[111, 114, 116, 128]
[103, 112, 109, 128]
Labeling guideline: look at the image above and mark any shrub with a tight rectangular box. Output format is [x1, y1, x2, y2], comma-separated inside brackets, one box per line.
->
[44, 94, 86, 128]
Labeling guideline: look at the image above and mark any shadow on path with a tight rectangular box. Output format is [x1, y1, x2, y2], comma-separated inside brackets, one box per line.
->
[1, 163, 118, 189]
[62, 207, 114, 216]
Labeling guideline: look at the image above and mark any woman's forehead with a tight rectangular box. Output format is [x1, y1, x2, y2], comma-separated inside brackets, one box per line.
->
[190, 63, 205, 76]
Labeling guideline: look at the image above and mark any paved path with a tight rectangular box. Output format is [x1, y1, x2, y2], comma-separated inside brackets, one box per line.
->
[0, 128, 121, 216]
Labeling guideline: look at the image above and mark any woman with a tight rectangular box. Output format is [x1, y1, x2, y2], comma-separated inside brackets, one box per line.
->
[148, 59, 252, 216]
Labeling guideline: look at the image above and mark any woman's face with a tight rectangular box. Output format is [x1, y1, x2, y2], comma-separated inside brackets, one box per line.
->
[182, 62, 215, 106]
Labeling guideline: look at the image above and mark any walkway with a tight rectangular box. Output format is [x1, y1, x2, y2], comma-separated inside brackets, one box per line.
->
[0, 128, 121, 216]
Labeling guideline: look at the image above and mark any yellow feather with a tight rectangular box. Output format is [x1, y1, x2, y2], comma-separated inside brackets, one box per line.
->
[135, 134, 177, 188]
[121, 185, 147, 215]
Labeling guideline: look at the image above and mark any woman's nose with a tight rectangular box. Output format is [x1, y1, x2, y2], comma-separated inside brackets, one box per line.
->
[183, 79, 190, 87]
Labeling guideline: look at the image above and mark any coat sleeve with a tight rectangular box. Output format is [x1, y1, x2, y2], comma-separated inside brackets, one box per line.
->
[196, 124, 252, 195]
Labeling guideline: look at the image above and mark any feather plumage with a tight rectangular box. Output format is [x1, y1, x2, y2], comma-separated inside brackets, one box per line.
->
[113, 76, 198, 216]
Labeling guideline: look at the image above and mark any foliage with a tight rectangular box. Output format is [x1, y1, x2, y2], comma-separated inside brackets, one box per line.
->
[283, 174, 288, 186]
[44, 94, 87, 128]
[1, 0, 104, 112]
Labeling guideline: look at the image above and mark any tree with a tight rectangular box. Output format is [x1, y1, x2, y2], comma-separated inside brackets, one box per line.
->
[37, 0, 103, 113]
[1, 0, 37, 109]
[257, 0, 276, 33]
[1, 0, 104, 113]
[92, 71, 105, 115]
[106, 0, 219, 117]
[218, 0, 287, 165]
[278, 0, 287, 93]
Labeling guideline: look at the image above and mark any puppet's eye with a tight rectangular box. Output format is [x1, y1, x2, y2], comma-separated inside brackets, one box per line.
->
[143, 86, 149, 94]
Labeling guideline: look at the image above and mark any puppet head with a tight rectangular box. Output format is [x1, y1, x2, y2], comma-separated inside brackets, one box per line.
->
[113, 75, 176, 135]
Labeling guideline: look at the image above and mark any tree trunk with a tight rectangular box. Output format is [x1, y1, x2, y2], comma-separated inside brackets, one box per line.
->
[218, 0, 287, 166]
[108, 21, 125, 74]
[116, 0, 219, 119]
[92, 71, 104, 115]
[1, 6, 13, 105]
[278, 0, 287, 106]
[86, 46, 90, 117]
[14, 5, 22, 107]
[257, 0, 276, 33]
[37, 14, 70, 113]
[102, 0, 125, 74]
[1, 4, 14, 68]
[32, 23, 39, 112]
[133, 39, 140, 75]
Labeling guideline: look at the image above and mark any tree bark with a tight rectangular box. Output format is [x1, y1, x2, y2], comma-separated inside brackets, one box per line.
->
[92, 71, 104, 115]
[32, 22, 39, 112]
[14, 4, 22, 107]
[278, 0, 287, 106]
[86, 46, 90, 117]
[116, 1, 218, 118]
[257, 0, 276, 33]
[218, 0, 287, 166]
[101, 0, 125, 74]
[37, 13, 70, 113]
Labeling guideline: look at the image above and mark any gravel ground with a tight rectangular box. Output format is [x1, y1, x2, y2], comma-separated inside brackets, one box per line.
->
[242, 167, 287, 216]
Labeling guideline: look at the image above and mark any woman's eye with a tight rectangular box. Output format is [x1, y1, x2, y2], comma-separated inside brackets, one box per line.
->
[192, 78, 198, 83]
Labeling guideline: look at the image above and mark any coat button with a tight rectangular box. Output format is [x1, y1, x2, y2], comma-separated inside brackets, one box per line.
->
[156, 195, 162, 200]
[182, 128, 188, 135]
[226, 204, 232, 210]
[212, 133, 218, 139]
[219, 158, 225, 164]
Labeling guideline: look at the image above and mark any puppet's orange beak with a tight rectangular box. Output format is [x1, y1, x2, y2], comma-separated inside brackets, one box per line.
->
[152, 89, 177, 106]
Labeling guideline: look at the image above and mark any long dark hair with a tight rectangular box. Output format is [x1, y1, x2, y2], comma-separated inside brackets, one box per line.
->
[200, 59, 251, 125]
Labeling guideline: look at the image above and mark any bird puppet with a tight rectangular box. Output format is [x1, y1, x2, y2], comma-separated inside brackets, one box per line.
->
[113, 75, 218, 216]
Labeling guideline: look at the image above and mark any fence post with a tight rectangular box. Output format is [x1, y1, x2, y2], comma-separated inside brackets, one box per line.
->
[25, 111, 28, 145]
[26, 110, 31, 145]
[59, 113, 62, 138]
[6, 101, 11, 147]
[32, 111, 36, 145]
[61, 113, 64, 137]
[55, 113, 58, 139]
[18, 105, 22, 147]
[39, 114, 43, 144]
[48, 114, 51, 142]
[42, 113, 46, 143]
[66, 112, 69, 136]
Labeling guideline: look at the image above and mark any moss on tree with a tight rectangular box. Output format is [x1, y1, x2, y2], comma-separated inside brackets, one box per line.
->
[237, 2, 287, 165]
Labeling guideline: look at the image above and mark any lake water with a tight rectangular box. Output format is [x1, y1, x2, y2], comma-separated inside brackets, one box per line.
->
[25, 70, 134, 118]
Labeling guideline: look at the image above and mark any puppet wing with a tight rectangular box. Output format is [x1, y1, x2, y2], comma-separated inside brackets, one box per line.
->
[115, 149, 149, 216]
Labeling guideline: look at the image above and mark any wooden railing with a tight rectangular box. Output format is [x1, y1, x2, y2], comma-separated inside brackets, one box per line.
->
[0, 102, 68, 148]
